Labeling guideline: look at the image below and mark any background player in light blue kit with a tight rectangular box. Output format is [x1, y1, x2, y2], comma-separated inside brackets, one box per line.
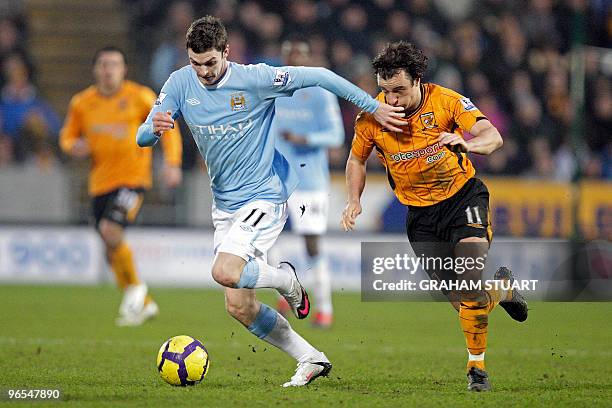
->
[136, 15, 405, 387]
[272, 37, 343, 328]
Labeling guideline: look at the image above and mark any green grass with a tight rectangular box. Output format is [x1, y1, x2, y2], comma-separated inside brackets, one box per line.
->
[0, 285, 610, 407]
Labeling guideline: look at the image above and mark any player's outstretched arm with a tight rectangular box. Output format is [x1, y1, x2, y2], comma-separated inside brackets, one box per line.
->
[303, 93, 344, 147]
[295, 67, 406, 132]
[341, 152, 367, 231]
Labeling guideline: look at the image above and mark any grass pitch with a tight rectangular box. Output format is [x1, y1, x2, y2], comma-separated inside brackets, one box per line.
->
[0, 285, 610, 407]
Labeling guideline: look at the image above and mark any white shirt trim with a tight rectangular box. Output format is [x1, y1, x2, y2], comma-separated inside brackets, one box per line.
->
[195, 62, 233, 90]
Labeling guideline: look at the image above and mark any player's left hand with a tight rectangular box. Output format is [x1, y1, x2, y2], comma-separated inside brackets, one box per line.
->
[437, 132, 469, 153]
[282, 131, 308, 145]
[163, 165, 182, 188]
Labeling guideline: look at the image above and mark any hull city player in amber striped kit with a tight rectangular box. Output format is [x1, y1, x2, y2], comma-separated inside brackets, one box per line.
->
[60, 47, 183, 327]
[342, 41, 529, 392]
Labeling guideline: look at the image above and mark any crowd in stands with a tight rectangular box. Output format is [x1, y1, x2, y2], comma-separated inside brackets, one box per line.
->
[0, 4, 61, 171]
[1, 0, 611, 180]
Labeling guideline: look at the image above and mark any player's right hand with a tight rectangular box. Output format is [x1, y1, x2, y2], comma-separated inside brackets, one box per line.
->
[71, 139, 90, 158]
[341, 200, 362, 231]
[152, 110, 174, 135]
[373, 102, 405, 133]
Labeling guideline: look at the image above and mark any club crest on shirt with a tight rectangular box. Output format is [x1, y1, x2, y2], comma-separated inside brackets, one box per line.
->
[420, 112, 438, 129]
[230, 92, 247, 112]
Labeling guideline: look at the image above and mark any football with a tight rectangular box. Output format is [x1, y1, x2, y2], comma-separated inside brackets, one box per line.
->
[156, 335, 210, 386]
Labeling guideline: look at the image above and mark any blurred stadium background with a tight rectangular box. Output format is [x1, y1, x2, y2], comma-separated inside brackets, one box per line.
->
[0, 0, 610, 293]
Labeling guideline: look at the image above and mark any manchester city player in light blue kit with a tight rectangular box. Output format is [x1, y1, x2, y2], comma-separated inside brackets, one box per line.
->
[137, 16, 405, 387]
[272, 37, 343, 328]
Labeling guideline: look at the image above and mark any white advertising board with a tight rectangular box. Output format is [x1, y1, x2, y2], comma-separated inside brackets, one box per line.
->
[0, 226, 102, 284]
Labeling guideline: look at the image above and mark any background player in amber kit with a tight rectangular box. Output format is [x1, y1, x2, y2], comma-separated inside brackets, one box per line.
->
[342, 41, 528, 391]
[60, 47, 182, 326]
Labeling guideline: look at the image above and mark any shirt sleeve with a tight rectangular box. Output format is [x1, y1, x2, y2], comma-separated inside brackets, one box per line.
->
[305, 90, 344, 147]
[59, 95, 82, 153]
[350, 111, 375, 162]
[255, 64, 379, 113]
[137, 71, 183, 147]
[444, 90, 487, 133]
[139, 86, 182, 166]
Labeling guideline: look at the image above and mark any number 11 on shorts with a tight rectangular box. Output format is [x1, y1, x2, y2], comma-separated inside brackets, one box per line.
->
[465, 206, 482, 224]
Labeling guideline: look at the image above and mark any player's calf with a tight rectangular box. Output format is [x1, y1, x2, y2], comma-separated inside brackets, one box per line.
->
[224, 287, 259, 326]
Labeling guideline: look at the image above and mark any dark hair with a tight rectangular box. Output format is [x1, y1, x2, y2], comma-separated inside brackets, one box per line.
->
[92, 46, 127, 65]
[186, 15, 228, 53]
[372, 41, 428, 81]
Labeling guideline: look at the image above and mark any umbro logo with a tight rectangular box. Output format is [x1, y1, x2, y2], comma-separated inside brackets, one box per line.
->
[186, 98, 200, 105]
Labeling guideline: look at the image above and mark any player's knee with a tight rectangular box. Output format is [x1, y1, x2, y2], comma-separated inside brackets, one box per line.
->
[212, 263, 233, 287]
[445, 291, 461, 312]
[460, 289, 488, 307]
[212, 261, 241, 288]
[98, 220, 123, 249]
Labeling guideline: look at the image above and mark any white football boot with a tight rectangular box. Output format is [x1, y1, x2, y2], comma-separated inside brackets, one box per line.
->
[282, 353, 332, 387]
[278, 262, 310, 320]
[116, 300, 159, 327]
[116, 283, 153, 326]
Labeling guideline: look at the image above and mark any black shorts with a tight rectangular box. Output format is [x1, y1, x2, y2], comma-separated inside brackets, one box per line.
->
[406, 178, 492, 294]
[406, 177, 492, 245]
[92, 187, 144, 229]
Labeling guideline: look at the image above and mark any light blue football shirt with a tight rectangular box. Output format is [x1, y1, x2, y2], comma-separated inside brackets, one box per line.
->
[272, 87, 344, 191]
[137, 62, 378, 212]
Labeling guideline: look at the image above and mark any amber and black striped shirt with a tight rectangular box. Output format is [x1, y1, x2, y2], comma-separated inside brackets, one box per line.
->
[352, 83, 486, 207]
